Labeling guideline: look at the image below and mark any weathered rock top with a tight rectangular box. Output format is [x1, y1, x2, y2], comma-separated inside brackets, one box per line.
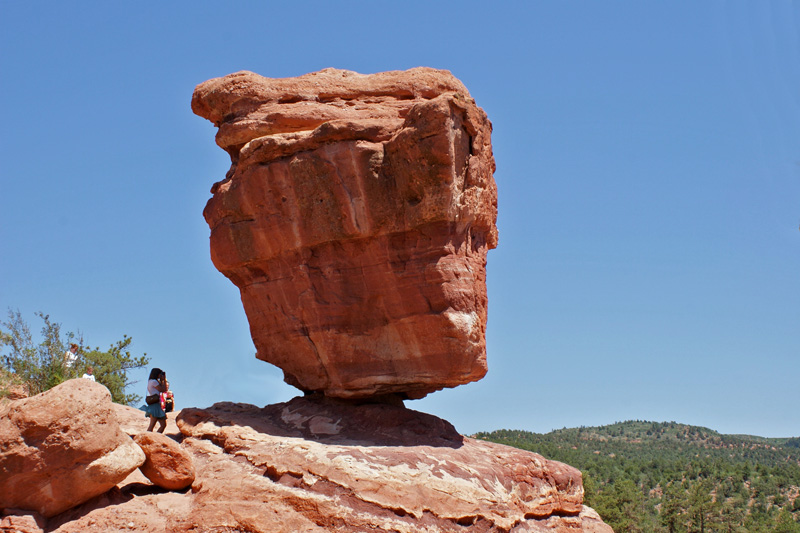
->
[192, 68, 472, 152]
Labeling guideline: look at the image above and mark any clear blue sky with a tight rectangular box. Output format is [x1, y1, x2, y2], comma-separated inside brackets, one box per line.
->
[1, 2, 798, 438]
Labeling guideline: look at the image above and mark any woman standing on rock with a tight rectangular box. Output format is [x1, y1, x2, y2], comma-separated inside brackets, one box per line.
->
[143, 367, 168, 433]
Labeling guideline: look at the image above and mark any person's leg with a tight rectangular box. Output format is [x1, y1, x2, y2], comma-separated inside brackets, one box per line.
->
[157, 418, 167, 433]
[147, 415, 157, 432]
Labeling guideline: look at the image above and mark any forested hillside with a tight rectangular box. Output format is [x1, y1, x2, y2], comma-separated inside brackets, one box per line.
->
[476, 421, 800, 532]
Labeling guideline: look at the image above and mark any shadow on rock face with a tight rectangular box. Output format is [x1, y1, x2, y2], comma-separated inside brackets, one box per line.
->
[178, 394, 464, 449]
[44, 485, 159, 531]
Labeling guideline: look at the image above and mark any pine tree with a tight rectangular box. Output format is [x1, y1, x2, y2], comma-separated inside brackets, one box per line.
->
[686, 479, 718, 533]
[660, 483, 687, 533]
[595, 479, 646, 533]
[82, 336, 149, 405]
[774, 509, 800, 533]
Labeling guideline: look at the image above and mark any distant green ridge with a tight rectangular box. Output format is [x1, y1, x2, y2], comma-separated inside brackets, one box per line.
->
[476, 421, 800, 533]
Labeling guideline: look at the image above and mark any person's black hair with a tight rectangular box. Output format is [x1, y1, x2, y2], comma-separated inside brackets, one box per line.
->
[148, 367, 164, 380]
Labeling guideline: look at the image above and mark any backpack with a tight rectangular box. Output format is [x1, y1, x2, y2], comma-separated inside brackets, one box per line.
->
[164, 391, 174, 413]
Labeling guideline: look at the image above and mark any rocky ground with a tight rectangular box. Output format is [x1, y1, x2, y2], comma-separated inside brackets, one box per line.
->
[1, 380, 612, 532]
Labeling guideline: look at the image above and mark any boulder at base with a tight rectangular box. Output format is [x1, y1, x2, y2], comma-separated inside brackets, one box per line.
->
[16, 396, 612, 532]
[0, 379, 145, 517]
[133, 432, 195, 490]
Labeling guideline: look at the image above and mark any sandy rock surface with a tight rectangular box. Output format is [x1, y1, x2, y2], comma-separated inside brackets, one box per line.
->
[111, 402, 182, 439]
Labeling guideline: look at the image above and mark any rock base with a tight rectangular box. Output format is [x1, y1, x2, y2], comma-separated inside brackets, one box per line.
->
[3, 395, 612, 532]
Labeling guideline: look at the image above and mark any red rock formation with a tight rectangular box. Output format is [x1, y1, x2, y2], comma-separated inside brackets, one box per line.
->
[193, 68, 498, 399]
[0, 511, 45, 533]
[2, 394, 612, 532]
[172, 397, 610, 532]
[0, 379, 145, 518]
[24, 398, 611, 532]
[133, 433, 195, 490]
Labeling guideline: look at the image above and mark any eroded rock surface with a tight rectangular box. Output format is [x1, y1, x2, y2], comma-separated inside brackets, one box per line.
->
[193, 68, 498, 399]
[133, 433, 195, 490]
[173, 397, 610, 532]
[3, 394, 611, 532]
[0, 379, 145, 518]
[0, 511, 45, 533]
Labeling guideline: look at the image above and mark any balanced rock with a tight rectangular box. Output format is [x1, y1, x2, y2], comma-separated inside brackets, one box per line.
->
[133, 432, 195, 490]
[0, 379, 145, 517]
[193, 68, 498, 399]
[174, 397, 611, 532]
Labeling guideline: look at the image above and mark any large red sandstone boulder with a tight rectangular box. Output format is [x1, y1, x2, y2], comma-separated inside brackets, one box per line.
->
[0, 379, 145, 518]
[193, 68, 498, 400]
[133, 433, 195, 490]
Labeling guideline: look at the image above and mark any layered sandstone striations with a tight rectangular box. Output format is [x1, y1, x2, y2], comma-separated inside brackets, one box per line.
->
[175, 398, 591, 531]
[34, 399, 611, 532]
[1, 390, 612, 532]
[193, 68, 498, 399]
